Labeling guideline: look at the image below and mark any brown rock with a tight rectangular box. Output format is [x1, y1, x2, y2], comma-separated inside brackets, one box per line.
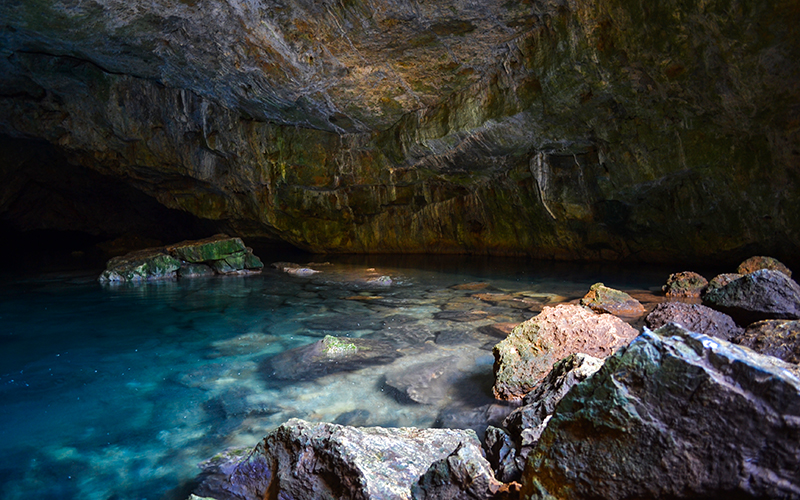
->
[580, 283, 645, 317]
[733, 319, 800, 364]
[662, 271, 708, 298]
[492, 304, 638, 400]
[737, 256, 792, 278]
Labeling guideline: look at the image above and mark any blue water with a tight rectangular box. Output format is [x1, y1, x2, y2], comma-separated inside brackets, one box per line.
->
[0, 255, 671, 499]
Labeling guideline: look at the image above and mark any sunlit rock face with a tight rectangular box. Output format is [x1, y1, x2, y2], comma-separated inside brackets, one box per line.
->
[1, 0, 799, 262]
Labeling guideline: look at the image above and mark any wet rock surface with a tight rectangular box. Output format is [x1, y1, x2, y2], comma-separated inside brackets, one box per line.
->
[645, 301, 743, 341]
[579, 283, 645, 317]
[492, 304, 637, 400]
[733, 319, 800, 364]
[521, 324, 800, 500]
[194, 418, 483, 500]
[266, 335, 401, 380]
[703, 269, 800, 324]
[412, 441, 506, 500]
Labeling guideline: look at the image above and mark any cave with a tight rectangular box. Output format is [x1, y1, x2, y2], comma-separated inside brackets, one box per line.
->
[1, 1, 799, 499]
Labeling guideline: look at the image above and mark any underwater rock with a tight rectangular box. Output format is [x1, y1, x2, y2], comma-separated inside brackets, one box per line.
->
[492, 304, 636, 400]
[733, 319, 800, 364]
[661, 271, 708, 298]
[487, 353, 603, 483]
[98, 248, 181, 282]
[99, 234, 262, 282]
[194, 418, 482, 500]
[737, 256, 792, 278]
[703, 269, 800, 324]
[267, 335, 400, 380]
[411, 441, 506, 500]
[645, 301, 743, 341]
[385, 356, 460, 404]
[434, 310, 491, 322]
[521, 324, 800, 500]
[579, 283, 645, 317]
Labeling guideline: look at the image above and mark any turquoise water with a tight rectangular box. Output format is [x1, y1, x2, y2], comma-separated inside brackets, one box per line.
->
[0, 254, 672, 499]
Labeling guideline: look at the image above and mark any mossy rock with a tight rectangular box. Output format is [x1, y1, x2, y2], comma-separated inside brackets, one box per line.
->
[167, 234, 247, 263]
[99, 248, 181, 282]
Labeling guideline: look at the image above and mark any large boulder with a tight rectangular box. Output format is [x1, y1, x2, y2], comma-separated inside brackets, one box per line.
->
[702, 269, 800, 324]
[733, 319, 800, 364]
[737, 256, 792, 278]
[194, 418, 482, 500]
[486, 353, 603, 482]
[492, 304, 637, 400]
[579, 283, 645, 317]
[98, 247, 181, 282]
[661, 271, 708, 298]
[644, 301, 743, 341]
[521, 324, 800, 500]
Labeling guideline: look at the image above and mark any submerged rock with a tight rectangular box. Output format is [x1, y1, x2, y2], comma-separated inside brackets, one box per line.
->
[98, 248, 181, 282]
[579, 283, 645, 317]
[267, 335, 400, 380]
[703, 269, 800, 324]
[733, 319, 800, 364]
[385, 356, 460, 404]
[737, 256, 792, 278]
[645, 301, 743, 341]
[487, 353, 603, 482]
[521, 324, 800, 500]
[194, 418, 482, 500]
[492, 304, 637, 400]
[661, 271, 708, 298]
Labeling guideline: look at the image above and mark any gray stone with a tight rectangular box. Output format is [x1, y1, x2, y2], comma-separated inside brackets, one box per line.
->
[385, 356, 460, 404]
[412, 442, 505, 500]
[487, 353, 603, 482]
[98, 248, 181, 282]
[521, 324, 800, 500]
[645, 301, 743, 341]
[195, 418, 482, 500]
[703, 269, 800, 324]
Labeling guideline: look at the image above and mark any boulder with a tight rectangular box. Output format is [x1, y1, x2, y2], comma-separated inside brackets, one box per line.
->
[411, 442, 507, 500]
[492, 304, 637, 400]
[487, 354, 603, 482]
[644, 301, 743, 341]
[704, 272, 743, 295]
[702, 269, 800, 324]
[579, 283, 645, 317]
[167, 234, 247, 263]
[733, 319, 800, 364]
[521, 324, 800, 500]
[99, 234, 263, 282]
[267, 335, 401, 380]
[98, 247, 181, 282]
[737, 256, 792, 278]
[661, 271, 708, 298]
[194, 418, 482, 500]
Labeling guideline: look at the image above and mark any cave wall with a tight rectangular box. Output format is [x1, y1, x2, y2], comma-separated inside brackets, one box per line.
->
[0, 0, 798, 264]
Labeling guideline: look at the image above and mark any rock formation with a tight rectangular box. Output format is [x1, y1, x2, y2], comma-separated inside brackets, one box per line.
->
[1, 1, 798, 264]
[702, 269, 800, 324]
[492, 304, 637, 400]
[579, 282, 645, 317]
[661, 271, 708, 298]
[98, 234, 263, 282]
[521, 324, 800, 500]
[193, 418, 484, 500]
[645, 301, 742, 341]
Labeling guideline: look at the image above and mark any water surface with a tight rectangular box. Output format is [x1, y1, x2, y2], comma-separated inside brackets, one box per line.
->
[0, 254, 673, 499]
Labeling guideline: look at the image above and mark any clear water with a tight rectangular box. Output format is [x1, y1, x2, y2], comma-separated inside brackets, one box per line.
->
[0, 254, 674, 500]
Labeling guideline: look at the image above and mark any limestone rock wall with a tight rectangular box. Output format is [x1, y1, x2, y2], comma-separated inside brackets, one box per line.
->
[1, 0, 798, 263]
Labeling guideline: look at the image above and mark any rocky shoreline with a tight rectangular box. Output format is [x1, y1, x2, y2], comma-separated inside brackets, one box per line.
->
[171, 253, 800, 500]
